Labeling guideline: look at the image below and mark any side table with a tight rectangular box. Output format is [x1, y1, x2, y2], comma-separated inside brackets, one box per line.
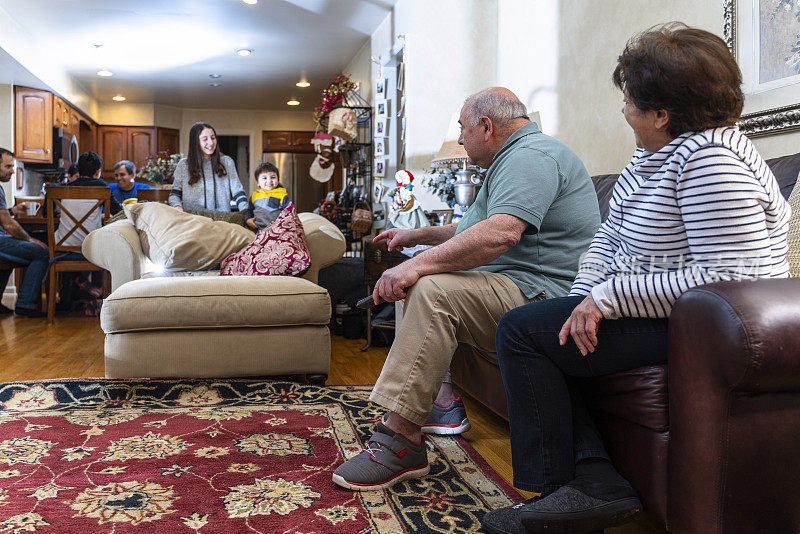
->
[361, 237, 409, 351]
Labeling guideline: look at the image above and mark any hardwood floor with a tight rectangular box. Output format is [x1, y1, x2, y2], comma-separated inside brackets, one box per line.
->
[0, 296, 664, 533]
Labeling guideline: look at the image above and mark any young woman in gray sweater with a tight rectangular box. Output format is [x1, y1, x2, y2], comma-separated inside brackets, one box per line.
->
[169, 122, 248, 212]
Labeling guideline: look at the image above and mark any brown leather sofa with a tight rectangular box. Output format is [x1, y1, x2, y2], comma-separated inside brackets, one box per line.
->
[450, 151, 800, 534]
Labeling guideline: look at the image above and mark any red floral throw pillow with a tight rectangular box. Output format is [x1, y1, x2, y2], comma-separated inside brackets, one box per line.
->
[220, 203, 311, 277]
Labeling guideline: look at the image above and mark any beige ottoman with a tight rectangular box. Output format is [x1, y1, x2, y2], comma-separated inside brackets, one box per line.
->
[100, 276, 331, 382]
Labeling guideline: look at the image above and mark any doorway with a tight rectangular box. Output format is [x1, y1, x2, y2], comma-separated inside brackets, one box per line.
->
[217, 135, 251, 194]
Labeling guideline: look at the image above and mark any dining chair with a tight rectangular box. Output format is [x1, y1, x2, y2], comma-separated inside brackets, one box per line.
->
[45, 186, 111, 324]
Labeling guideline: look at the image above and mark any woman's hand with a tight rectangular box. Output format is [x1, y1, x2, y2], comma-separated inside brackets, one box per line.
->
[246, 218, 257, 230]
[373, 228, 417, 252]
[174, 206, 184, 212]
[559, 294, 604, 356]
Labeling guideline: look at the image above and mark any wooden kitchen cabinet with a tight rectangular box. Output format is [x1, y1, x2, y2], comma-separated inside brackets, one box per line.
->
[98, 126, 157, 179]
[156, 127, 180, 156]
[53, 96, 68, 129]
[291, 131, 316, 152]
[14, 86, 53, 163]
[127, 127, 156, 172]
[262, 131, 293, 151]
[98, 126, 127, 178]
[68, 108, 81, 138]
[262, 130, 316, 153]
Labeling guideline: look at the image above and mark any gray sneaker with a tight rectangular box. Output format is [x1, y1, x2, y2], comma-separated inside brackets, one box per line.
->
[422, 397, 471, 435]
[332, 422, 430, 491]
[379, 398, 471, 435]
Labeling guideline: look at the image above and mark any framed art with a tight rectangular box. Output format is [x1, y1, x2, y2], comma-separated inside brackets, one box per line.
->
[376, 100, 389, 119]
[375, 118, 387, 136]
[374, 159, 386, 177]
[375, 78, 386, 98]
[726, 0, 800, 137]
[374, 138, 386, 157]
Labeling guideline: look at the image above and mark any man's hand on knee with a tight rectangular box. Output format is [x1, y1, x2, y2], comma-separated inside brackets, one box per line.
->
[373, 263, 421, 303]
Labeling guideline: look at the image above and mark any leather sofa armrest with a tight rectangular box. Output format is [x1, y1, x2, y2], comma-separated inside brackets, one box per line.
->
[83, 220, 149, 292]
[667, 278, 800, 534]
[669, 279, 800, 392]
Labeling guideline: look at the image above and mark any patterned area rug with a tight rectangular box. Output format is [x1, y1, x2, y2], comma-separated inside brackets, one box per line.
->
[0, 380, 518, 533]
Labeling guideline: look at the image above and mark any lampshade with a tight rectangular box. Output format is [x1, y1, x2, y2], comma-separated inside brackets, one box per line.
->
[431, 112, 469, 166]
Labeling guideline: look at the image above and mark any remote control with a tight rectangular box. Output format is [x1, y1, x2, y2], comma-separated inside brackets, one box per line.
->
[356, 295, 386, 309]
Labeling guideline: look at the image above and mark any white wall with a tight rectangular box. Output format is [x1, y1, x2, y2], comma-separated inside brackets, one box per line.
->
[365, 0, 499, 210]
[96, 102, 155, 126]
[345, 0, 800, 213]
[344, 39, 373, 103]
[154, 104, 183, 130]
[0, 10, 97, 120]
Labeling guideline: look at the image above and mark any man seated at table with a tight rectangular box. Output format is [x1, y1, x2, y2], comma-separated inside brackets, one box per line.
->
[110, 160, 150, 204]
[52, 151, 121, 314]
[0, 147, 48, 318]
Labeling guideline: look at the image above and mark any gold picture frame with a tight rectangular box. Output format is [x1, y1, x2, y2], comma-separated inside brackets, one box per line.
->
[724, 0, 800, 137]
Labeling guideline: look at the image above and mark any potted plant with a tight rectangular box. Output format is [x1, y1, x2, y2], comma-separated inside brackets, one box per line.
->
[138, 152, 183, 187]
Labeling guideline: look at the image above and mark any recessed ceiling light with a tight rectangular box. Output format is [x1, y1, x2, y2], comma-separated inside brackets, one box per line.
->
[236, 48, 252, 56]
[96, 69, 113, 77]
[112, 95, 126, 102]
[296, 81, 310, 88]
[209, 74, 221, 78]
[209, 82, 221, 87]
[287, 100, 300, 106]
[242, 0, 257, 4]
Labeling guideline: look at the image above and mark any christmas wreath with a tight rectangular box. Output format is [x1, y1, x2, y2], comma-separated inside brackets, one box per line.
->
[313, 74, 357, 124]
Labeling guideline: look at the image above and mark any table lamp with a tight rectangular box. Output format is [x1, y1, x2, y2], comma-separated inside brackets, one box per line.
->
[431, 113, 480, 209]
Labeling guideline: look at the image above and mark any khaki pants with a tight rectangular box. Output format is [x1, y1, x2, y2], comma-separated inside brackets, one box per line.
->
[370, 270, 534, 425]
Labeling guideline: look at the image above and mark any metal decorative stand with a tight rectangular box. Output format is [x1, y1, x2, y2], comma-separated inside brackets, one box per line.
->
[318, 91, 373, 257]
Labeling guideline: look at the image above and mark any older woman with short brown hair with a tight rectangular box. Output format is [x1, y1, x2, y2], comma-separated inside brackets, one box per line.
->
[481, 23, 790, 534]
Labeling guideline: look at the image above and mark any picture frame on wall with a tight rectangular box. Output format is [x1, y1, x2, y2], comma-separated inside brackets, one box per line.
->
[374, 159, 386, 177]
[376, 100, 389, 119]
[726, 0, 800, 137]
[375, 118, 387, 136]
[374, 138, 386, 157]
[375, 78, 386, 98]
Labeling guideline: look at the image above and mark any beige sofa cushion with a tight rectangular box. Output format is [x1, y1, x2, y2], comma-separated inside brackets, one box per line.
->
[101, 276, 331, 333]
[786, 173, 800, 277]
[124, 202, 254, 271]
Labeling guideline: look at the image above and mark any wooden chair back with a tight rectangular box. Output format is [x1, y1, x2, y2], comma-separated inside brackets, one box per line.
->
[45, 186, 111, 257]
[137, 188, 171, 202]
[43, 186, 111, 324]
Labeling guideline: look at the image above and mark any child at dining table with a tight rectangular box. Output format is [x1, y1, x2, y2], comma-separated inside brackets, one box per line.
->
[244, 162, 290, 231]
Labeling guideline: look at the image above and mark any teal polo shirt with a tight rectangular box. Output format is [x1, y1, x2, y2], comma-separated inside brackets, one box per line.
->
[455, 122, 600, 299]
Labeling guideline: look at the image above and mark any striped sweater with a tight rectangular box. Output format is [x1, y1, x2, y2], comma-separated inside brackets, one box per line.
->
[570, 127, 791, 319]
[169, 155, 248, 212]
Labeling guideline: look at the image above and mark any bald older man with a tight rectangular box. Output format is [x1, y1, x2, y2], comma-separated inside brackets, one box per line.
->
[334, 88, 601, 490]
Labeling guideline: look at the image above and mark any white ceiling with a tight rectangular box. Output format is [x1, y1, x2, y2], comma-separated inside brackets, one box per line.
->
[0, 0, 394, 111]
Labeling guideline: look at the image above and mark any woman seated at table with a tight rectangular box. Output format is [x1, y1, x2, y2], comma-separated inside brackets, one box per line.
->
[168, 122, 248, 213]
[481, 23, 791, 534]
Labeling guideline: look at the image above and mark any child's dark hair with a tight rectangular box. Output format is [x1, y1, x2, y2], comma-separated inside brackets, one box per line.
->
[254, 162, 280, 182]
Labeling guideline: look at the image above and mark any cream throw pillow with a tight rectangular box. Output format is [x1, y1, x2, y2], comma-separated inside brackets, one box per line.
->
[785, 173, 800, 277]
[124, 202, 254, 271]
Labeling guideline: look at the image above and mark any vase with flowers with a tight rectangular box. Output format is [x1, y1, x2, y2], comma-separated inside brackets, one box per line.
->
[138, 152, 183, 186]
